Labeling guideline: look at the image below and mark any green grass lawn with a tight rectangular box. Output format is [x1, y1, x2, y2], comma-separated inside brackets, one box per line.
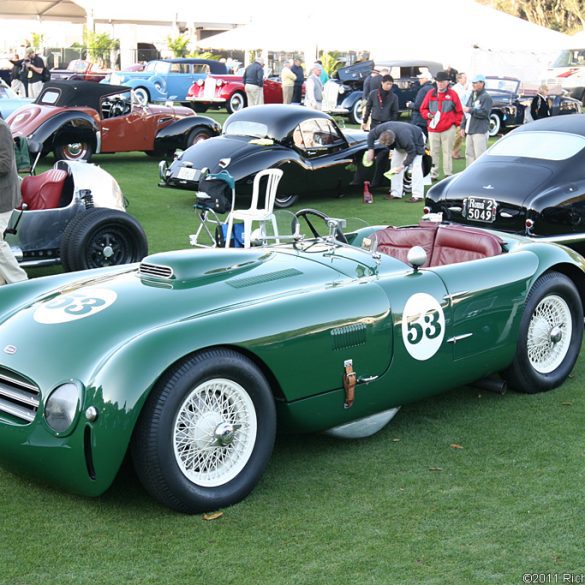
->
[2, 113, 584, 585]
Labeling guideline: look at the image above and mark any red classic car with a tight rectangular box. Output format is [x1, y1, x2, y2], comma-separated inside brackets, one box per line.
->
[188, 74, 285, 113]
[7, 80, 221, 162]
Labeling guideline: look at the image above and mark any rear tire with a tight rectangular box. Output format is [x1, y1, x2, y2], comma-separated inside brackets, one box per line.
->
[227, 92, 246, 114]
[502, 272, 583, 393]
[275, 194, 298, 208]
[134, 87, 150, 105]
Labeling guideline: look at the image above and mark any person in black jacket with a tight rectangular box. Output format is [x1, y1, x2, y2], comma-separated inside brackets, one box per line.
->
[361, 75, 399, 130]
[243, 57, 265, 107]
[366, 121, 426, 202]
[409, 70, 434, 137]
[530, 85, 551, 120]
[291, 57, 304, 104]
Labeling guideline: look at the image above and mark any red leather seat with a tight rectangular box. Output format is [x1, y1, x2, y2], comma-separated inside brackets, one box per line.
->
[371, 223, 438, 266]
[429, 225, 503, 267]
[20, 169, 68, 211]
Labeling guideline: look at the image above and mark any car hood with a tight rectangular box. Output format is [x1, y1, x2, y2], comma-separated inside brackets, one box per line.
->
[433, 160, 554, 207]
[172, 135, 282, 175]
[0, 246, 375, 386]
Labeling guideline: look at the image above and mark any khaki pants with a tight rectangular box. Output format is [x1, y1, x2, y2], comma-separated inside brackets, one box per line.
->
[465, 132, 489, 166]
[429, 125, 456, 178]
[282, 85, 294, 104]
[245, 84, 264, 107]
[0, 211, 28, 284]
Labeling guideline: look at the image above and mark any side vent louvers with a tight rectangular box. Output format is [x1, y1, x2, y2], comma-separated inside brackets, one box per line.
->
[227, 268, 302, 288]
[139, 262, 174, 279]
[331, 323, 367, 350]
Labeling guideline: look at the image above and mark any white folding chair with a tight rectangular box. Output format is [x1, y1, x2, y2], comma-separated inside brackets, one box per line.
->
[224, 168, 283, 248]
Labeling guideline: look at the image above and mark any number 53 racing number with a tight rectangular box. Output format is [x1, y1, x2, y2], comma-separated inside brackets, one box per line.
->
[34, 288, 117, 324]
[401, 293, 446, 360]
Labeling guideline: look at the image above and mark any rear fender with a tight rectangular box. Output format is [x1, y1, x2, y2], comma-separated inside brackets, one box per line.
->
[154, 116, 221, 151]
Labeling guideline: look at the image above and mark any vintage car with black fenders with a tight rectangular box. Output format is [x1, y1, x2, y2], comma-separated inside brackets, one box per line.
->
[6, 159, 148, 271]
[485, 76, 580, 137]
[0, 212, 583, 513]
[6, 81, 221, 162]
[425, 114, 585, 255]
[321, 59, 443, 124]
[159, 104, 387, 208]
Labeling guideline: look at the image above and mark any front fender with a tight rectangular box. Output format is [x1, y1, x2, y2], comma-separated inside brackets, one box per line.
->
[30, 111, 99, 150]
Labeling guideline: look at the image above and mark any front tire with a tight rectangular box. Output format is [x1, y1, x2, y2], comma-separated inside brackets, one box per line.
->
[350, 98, 365, 125]
[132, 349, 276, 513]
[227, 91, 246, 114]
[503, 272, 583, 393]
[54, 141, 93, 162]
[488, 112, 502, 137]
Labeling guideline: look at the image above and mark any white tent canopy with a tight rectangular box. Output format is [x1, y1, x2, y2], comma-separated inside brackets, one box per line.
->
[200, 0, 568, 83]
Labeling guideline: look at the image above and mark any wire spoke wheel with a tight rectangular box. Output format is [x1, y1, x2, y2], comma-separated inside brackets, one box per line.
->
[173, 378, 257, 487]
[527, 294, 571, 374]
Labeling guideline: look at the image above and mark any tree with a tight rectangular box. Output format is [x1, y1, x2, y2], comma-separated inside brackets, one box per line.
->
[83, 29, 119, 67]
[167, 34, 190, 58]
[478, 0, 585, 33]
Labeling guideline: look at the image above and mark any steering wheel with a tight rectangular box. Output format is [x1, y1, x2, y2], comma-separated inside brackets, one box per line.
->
[110, 98, 127, 117]
[293, 208, 348, 244]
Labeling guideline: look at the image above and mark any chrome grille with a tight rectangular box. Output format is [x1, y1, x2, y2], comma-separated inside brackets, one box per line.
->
[139, 262, 174, 279]
[203, 77, 217, 99]
[0, 370, 40, 424]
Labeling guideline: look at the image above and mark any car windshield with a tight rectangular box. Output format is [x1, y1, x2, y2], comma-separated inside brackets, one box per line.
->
[488, 131, 585, 160]
[145, 61, 170, 74]
[224, 121, 270, 139]
[552, 49, 585, 67]
[485, 78, 519, 93]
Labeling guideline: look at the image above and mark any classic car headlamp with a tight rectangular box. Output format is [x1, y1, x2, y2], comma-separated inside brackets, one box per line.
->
[44, 382, 82, 434]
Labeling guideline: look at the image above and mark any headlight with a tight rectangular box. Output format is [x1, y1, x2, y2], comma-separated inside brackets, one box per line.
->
[44, 382, 82, 434]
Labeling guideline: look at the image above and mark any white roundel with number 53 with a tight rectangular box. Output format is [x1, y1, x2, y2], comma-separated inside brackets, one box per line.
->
[401, 293, 446, 361]
[34, 288, 117, 324]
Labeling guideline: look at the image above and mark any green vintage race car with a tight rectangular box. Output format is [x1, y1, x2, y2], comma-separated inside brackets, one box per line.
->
[0, 214, 583, 513]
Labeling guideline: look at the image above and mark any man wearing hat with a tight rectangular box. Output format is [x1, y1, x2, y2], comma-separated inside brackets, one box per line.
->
[420, 70, 464, 180]
[23, 47, 45, 99]
[410, 69, 435, 137]
[243, 56, 265, 107]
[461, 74, 493, 166]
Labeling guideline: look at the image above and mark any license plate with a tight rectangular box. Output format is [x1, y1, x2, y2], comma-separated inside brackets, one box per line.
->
[176, 167, 200, 181]
[464, 197, 497, 223]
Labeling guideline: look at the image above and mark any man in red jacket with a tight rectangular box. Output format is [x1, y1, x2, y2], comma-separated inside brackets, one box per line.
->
[420, 70, 463, 180]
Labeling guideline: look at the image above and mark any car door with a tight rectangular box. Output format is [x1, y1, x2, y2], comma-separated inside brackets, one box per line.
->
[100, 91, 159, 152]
[164, 62, 198, 101]
[289, 118, 354, 192]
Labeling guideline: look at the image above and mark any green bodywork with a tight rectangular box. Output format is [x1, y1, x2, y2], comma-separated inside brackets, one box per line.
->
[0, 231, 584, 497]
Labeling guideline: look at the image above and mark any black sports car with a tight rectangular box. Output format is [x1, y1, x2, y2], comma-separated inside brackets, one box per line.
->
[158, 104, 387, 208]
[424, 114, 585, 254]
